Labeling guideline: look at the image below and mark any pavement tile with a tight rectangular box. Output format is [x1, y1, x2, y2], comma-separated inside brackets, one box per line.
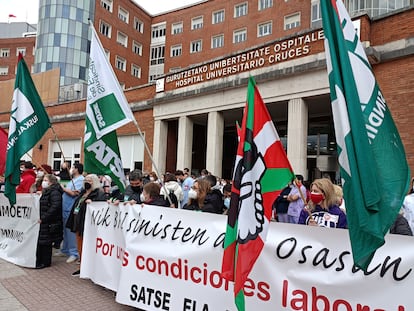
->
[0, 257, 137, 311]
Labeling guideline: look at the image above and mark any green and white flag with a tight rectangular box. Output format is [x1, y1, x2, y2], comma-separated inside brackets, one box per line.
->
[84, 23, 133, 192]
[86, 22, 134, 140]
[5, 54, 50, 205]
[321, 0, 410, 270]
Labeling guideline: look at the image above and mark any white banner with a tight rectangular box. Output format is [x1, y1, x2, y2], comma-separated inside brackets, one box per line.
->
[81, 201, 126, 291]
[81, 202, 413, 311]
[0, 194, 39, 268]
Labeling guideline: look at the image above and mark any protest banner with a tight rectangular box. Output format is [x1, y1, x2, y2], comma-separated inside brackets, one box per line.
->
[0, 194, 39, 267]
[81, 202, 412, 311]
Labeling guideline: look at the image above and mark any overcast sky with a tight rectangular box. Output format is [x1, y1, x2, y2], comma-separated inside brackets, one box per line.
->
[0, 0, 202, 24]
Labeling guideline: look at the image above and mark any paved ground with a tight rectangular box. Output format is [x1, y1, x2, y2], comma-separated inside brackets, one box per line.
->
[0, 255, 137, 311]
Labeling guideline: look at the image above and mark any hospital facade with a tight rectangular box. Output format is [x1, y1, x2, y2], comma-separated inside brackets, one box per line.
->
[0, 0, 413, 181]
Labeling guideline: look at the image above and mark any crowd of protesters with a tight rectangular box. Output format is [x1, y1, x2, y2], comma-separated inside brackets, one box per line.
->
[3, 160, 413, 271]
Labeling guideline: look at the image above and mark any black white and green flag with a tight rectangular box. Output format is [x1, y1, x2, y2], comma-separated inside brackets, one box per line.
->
[84, 24, 134, 192]
[321, 0, 410, 270]
[5, 54, 50, 205]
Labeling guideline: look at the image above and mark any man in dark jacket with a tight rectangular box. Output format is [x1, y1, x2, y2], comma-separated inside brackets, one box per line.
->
[123, 169, 144, 204]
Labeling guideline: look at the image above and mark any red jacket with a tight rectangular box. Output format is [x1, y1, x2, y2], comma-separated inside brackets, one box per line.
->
[16, 169, 36, 193]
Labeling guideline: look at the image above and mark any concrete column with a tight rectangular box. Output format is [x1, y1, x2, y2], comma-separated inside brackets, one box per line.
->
[176, 116, 193, 171]
[287, 98, 308, 179]
[152, 119, 168, 174]
[206, 111, 224, 177]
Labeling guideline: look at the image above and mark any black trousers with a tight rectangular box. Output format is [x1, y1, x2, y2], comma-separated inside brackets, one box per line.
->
[36, 243, 52, 267]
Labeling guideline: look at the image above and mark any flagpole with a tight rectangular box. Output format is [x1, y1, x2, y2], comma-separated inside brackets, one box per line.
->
[49, 125, 79, 190]
[131, 120, 173, 206]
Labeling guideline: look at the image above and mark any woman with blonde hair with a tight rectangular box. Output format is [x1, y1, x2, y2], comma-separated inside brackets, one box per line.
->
[66, 174, 107, 275]
[298, 178, 347, 228]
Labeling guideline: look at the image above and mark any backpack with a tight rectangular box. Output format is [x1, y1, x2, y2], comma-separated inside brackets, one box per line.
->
[168, 190, 179, 208]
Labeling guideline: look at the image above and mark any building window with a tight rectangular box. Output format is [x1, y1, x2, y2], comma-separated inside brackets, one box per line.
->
[171, 22, 183, 34]
[150, 46, 165, 65]
[115, 56, 126, 71]
[0, 66, 8, 75]
[132, 41, 142, 56]
[212, 10, 225, 24]
[311, 1, 322, 27]
[131, 64, 141, 78]
[101, 0, 113, 12]
[99, 21, 111, 38]
[0, 49, 10, 58]
[191, 16, 203, 30]
[285, 13, 301, 30]
[118, 7, 129, 23]
[234, 2, 248, 18]
[211, 34, 224, 49]
[149, 74, 162, 82]
[258, 21, 272, 37]
[258, 0, 273, 10]
[16, 47, 26, 56]
[233, 28, 247, 43]
[152, 25, 166, 39]
[171, 45, 182, 57]
[117, 31, 128, 47]
[134, 17, 144, 33]
[190, 40, 202, 53]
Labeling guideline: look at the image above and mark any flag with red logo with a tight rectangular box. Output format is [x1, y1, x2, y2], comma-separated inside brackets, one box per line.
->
[221, 76, 294, 310]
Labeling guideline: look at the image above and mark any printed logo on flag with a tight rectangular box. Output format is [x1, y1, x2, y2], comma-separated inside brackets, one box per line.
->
[7, 90, 38, 150]
[89, 94, 127, 132]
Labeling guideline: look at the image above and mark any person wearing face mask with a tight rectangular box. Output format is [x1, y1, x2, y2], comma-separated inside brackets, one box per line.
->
[36, 174, 63, 269]
[66, 174, 106, 276]
[122, 169, 144, 205]
[287, 175, 307, 224]
[298, 178, 347, 228]
[222, 183, 232, 215]
[183, 178, 223, 214]
[402, 177, 414, 233]
[160, 173, 183, 208]
[31, 164, 53, 193]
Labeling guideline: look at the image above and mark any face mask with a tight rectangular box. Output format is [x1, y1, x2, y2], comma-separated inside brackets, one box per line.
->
[140, 193, 145, 202]
[37, 171, 45, 178]
[84, 182, 92, 190]
[310, 192, 324, 205]
[224, 197, 230, 209]
[150, 177, 155, 181]
[131, 186, 141, 192]
[188, 188, 198, 199]
[41, 181, 50, 189]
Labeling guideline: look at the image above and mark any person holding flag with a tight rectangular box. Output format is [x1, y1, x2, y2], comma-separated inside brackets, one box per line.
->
[321, 0, 410, 270]
[221, 76, 295, 311]
[4, 54, 50, 206]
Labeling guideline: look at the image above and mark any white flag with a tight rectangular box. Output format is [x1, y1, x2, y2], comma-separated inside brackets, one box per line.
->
[87, 23, 135, 139]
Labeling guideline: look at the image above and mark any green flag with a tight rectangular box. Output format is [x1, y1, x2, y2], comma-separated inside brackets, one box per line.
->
[321, 0, 410, 270]
[5, 54, 50, 205]
[84, 23, 134, 192]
